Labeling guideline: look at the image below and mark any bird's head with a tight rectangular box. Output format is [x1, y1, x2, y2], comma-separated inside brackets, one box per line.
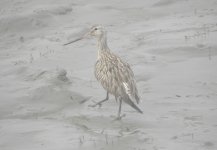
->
[63, 25, 106, 46]
[88, 25, 106, 38]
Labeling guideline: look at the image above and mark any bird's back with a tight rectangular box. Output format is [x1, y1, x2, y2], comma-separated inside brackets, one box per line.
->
[95, 50, 140, 104]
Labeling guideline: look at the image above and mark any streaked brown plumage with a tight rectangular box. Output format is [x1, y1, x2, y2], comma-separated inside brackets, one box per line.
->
[64, 25, 143, 119]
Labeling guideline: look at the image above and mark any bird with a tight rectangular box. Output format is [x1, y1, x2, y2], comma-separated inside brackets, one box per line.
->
[64, 25, 143, 119]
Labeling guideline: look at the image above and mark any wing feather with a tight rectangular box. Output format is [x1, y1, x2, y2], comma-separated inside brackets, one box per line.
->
[95, 51, 140, 104]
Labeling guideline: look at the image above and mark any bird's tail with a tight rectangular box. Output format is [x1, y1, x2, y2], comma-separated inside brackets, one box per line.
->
[123, 96, 143, 114]
[130, 101, 143, 114]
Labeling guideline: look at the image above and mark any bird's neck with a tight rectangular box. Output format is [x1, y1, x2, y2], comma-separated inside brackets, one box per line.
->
[97, 34, 110, 59]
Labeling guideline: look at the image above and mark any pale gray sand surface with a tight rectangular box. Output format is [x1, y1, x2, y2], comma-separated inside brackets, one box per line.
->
[0, 0, 217, 150]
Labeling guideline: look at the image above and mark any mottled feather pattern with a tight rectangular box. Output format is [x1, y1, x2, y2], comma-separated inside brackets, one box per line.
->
[64, 25, 142, 115]
[95, 50, 140, 104]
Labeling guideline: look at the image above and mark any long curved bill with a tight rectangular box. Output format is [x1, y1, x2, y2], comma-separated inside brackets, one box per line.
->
[63, 31, 90, 46]
[63, 37, 83, 46]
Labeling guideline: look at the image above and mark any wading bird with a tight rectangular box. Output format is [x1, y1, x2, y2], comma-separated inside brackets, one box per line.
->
[64, 25, 143, 119]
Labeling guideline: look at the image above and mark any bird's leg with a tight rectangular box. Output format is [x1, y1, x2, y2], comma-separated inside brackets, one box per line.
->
[89, 92, 109, 107]
[114, 98, 126, 120]
[118, 98, 122, 118]
[117, 98, 122, 120]
[112, 98, 126, 121]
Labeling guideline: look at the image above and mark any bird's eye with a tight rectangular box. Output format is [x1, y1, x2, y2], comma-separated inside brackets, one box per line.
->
[94, 28, 98, 30]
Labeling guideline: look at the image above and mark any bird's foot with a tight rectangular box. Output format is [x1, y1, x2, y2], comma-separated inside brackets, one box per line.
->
[111, 114, 126, 121]
[88, 100, 103, 108]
